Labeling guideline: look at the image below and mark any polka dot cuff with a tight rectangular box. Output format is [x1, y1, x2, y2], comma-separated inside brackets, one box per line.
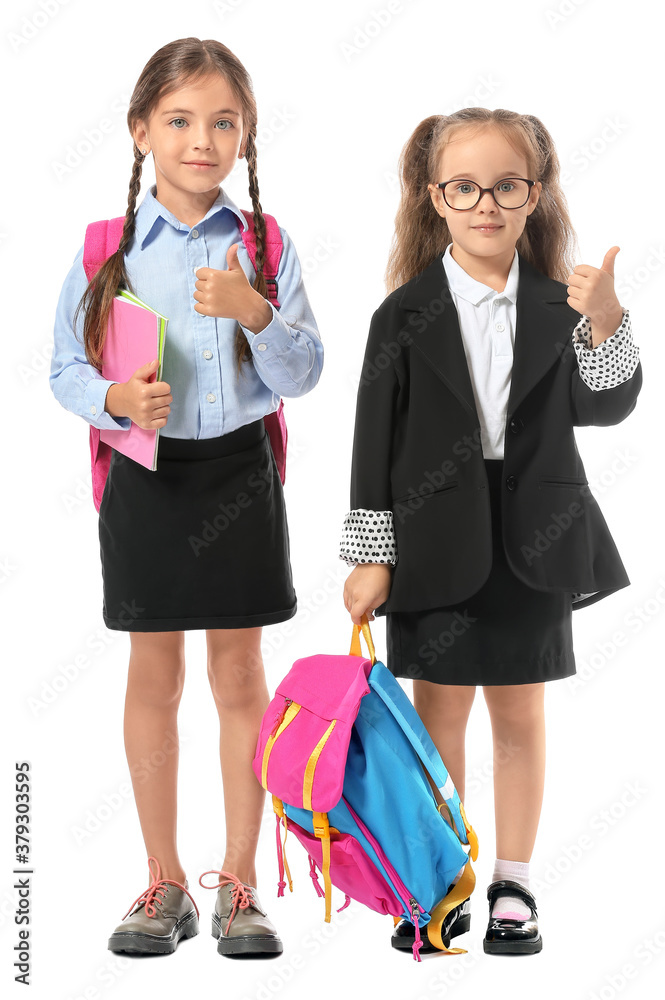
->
[339, 509, 397, 567]
[572, 308, 638, 391]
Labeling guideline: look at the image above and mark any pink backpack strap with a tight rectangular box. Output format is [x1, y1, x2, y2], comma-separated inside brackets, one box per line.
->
[82, 217, 125, 281]
[83, 217, 124, 513]
[240, 211, 283, 307]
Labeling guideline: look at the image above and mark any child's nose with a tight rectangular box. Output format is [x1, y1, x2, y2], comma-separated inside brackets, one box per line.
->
[477, 189, 498, 209]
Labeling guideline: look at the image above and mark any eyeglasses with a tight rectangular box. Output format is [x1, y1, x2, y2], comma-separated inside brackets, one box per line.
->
[435, 177, 536, 211]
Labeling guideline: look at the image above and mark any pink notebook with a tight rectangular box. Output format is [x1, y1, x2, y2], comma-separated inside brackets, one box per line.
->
[99, 290, 168, 470]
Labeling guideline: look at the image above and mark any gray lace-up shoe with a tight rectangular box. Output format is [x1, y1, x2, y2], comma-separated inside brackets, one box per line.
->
[108, 856, 200, 955]
[199, 868, 283, 956]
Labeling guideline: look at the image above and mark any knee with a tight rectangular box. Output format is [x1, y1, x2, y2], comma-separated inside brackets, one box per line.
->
[128, 662, 186, 709]
[207, 649, 267, 711]
[484, 686, 544, 729]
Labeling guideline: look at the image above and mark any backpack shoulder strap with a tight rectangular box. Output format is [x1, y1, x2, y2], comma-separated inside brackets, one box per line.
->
[83, 217, 125, 281]
[239, 211, 283, 307]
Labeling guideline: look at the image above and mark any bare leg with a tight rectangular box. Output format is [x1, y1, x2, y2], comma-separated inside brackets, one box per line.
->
[413, 681, 477, 800]
[206, 627, 270, 888]
[482, 683, 546, 861]
[124, 631, 187, 883]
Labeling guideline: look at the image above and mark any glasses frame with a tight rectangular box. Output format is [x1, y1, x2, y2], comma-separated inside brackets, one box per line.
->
[435, 177, 536, 211]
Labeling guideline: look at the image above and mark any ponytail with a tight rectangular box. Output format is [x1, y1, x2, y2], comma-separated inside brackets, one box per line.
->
[385, 108, 579, 293]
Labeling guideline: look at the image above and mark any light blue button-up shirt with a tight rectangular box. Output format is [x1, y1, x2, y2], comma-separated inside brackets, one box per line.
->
[50, 184, 323, 439]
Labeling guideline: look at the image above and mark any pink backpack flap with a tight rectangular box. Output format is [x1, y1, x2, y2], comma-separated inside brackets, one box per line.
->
[82, 209, 286, 512]
[253, 652, 372, 812]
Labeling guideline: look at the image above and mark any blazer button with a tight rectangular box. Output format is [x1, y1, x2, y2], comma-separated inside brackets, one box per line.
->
[509, 418, 523, 434]
[506, 475, 517, 491]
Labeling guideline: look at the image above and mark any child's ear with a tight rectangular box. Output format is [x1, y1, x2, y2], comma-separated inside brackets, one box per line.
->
[526, 180, 542, 216]
[427, 183, 447, 220]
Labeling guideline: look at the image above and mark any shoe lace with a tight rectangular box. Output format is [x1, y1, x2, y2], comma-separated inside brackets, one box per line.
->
[198, 869, 257, 936]
[122, 855, 200, 920]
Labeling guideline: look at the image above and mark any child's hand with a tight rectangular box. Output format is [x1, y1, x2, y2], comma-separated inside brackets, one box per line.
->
[343, 564, 393, 625]
[193, 244, 273, 334]
[566, 246, 624, 346]
[104, 358, 172, 429]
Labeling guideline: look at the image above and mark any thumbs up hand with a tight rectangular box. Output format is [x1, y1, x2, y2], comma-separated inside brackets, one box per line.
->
[566, 247, 624, 348]
[193, 243, 272, 333]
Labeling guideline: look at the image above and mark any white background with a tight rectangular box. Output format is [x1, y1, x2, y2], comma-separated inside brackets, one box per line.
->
[3, 0, 663, 997]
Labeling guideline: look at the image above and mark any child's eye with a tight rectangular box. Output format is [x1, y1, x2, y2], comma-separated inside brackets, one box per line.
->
[215, 119, 233, 130]
[456, 182, 476, 194]
[497, 181, 516, 192]
[169, 118, 187, 129]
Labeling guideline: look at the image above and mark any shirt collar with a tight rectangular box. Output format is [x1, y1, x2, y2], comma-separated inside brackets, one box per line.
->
[133, 184, 249, 250]
[442, 242, 519, 305]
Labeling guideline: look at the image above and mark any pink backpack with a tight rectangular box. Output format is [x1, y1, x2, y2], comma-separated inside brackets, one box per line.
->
[253, 616, 479, 960]
[82, 211, 287, 512]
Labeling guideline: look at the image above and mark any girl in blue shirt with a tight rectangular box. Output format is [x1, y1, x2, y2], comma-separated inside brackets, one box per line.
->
[50, 37, 322, 958]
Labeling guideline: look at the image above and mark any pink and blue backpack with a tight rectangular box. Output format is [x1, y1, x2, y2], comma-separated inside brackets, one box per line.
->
[82, 210, 287, 511]
[253, 616, 479, 960]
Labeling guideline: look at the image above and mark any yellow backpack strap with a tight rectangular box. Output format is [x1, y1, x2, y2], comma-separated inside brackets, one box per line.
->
[312, 811, 332, 922]
[349, 613, 377, 664]
[272, 795, 293, 895]
[426, 860, 476, 954]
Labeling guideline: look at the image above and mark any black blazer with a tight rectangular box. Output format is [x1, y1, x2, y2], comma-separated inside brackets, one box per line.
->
[349, 250, 643, 615]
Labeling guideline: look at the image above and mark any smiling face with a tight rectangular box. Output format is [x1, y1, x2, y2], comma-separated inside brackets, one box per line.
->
[427, 124, 541, 276]
[132, 71, 245, 221]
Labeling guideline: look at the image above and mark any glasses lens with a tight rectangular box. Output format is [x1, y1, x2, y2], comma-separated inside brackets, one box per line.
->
[443, 181, 480, 209]
[493, 179, 530, 208]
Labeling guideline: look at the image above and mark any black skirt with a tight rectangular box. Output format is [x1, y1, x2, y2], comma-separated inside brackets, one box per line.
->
[98, 419, 297, 632]
[385, 458, 576, 686]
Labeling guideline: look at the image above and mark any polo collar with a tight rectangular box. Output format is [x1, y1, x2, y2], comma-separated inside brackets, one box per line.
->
[442, 242, 519, 305]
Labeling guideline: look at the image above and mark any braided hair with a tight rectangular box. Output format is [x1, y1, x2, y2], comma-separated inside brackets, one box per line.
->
[74, 37, 270, 376]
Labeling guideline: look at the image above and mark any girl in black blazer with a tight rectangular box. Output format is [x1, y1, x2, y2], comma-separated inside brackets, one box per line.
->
[340, 108, 642, 955]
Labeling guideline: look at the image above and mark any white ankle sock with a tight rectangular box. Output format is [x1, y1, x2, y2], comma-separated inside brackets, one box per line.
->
[490, 858, 531, 920]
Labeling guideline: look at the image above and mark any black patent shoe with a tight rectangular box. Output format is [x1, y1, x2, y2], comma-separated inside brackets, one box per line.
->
[391, 897, 471, 954]
[483, 879, 542, 955]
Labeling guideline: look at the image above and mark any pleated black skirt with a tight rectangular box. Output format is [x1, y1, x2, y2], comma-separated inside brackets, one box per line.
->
[98, 419, 297, 632]
[385, 458, 577, 686]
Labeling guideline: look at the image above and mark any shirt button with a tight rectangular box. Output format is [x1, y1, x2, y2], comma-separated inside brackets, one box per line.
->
[257, 343, 267, 352]
[496, 323, 505, 332]
[202, 349, 213, 360]
[206, 392, 216, 403]
[191, 229, 199, 238]
[90, 405, 97, 415]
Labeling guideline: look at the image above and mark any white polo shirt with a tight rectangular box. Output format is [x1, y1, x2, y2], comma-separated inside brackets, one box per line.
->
[441, 242, 519, 460]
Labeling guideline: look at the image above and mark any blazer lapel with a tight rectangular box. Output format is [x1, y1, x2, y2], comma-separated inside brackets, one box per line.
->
[398, 250, 577, 423]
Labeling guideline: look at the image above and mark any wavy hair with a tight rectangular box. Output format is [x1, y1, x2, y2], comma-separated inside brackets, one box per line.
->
[74, 37, 270, 375]
[385, 108, 579, 292]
